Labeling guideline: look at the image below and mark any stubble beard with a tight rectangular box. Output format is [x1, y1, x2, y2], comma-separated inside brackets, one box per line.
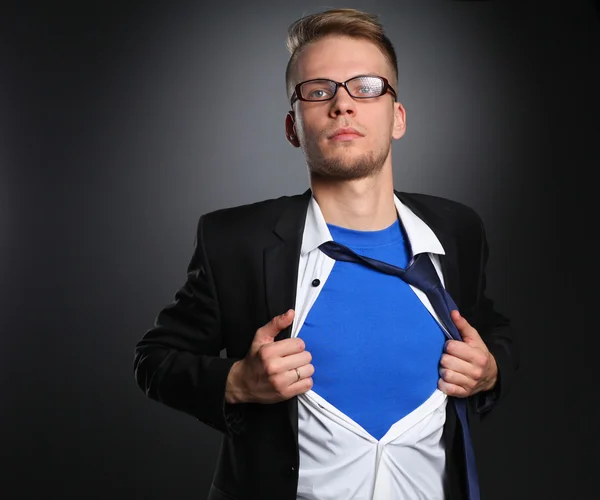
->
[305, 144, 390, 181]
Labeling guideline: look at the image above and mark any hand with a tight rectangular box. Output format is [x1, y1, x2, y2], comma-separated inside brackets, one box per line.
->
[225, 309, 314, 404]
[438, 310, 498, 398]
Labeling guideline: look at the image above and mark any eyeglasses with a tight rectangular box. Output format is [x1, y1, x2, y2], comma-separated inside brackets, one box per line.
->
[290, 75, 397, 106]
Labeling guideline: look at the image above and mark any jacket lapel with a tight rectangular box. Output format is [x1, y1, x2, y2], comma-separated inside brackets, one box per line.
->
[432, 232, 461, 307]
[262, 189, 311, 451]
[263, 190, 312, 340]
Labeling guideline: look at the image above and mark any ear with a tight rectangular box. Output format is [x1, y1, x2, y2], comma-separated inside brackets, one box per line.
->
[285, 111, 300, 148]
[392, 102, 406, 140]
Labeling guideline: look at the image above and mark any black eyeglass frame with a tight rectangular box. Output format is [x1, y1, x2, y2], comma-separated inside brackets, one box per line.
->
[290, 75, 397, 107]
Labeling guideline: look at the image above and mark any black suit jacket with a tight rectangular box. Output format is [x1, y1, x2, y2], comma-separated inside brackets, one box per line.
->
[134, 189, 518, 500]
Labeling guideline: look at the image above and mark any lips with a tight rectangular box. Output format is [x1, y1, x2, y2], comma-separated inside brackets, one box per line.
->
[329, 127, 363, 139]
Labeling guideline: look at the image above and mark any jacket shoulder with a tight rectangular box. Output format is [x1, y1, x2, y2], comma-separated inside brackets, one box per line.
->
[195, 191, 309, 246]
[203, 194, 297, 223]
[397, 191, 484, 234]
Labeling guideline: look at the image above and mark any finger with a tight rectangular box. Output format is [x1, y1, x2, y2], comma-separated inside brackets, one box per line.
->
[451, 310, 481, 344]
[438, 378, 469, 398]
[263, 350, 312, 376]
[260, 336, 307, 361]
[438, 366, 476, 392]
[258, 309, 295, 339]
[443, 339, 483, 365]
[268, 364, 314, 398]
[288, 376, 314, 397]
[289, 363, 315, 385]
[439, 352, 481, 379]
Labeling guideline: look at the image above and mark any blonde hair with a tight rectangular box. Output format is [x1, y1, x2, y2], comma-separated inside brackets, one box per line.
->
[285, 8, 398, 99]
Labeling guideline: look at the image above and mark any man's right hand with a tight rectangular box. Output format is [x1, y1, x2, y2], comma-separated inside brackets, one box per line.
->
[225, 309, 314, 404]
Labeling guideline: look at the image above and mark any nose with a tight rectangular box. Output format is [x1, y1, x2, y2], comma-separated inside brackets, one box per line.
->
[329, 85, 356, 117]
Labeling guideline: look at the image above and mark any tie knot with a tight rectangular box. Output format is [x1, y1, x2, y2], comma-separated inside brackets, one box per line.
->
[400, 253, 442, 291]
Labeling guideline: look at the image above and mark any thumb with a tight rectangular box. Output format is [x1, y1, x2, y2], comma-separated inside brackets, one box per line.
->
[451, 310, 481, 344]
[259, 309, 295, 341]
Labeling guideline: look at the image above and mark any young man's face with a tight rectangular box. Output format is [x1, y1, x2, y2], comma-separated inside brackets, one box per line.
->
[286, 35, 406, 181]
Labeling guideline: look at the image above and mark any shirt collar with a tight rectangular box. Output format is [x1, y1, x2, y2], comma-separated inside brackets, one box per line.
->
[301, 194, 445, 257]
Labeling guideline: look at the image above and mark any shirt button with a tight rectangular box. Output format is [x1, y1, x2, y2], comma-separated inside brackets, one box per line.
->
[312, 278, 320, 287]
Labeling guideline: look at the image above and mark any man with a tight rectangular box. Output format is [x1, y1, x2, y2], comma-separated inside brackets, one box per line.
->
[133, 8, 518, 500]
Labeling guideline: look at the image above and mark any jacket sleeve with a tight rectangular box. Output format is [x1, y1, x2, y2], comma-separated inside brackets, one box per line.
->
[468, 214, 519, 417]
[133, 214, 240, 436]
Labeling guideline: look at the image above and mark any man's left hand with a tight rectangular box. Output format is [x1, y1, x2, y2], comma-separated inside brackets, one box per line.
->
[438, 310, 498, 398]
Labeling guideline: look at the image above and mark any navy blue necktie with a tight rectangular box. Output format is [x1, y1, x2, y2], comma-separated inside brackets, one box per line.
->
[319, 240, 480, 500]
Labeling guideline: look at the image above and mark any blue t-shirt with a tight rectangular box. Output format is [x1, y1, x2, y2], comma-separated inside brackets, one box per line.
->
[298, 219, 446, 440]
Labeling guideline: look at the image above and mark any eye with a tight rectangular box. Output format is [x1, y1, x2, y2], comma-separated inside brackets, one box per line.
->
[307, 89, 329, 99]
[348, 77, 384, 97]
[300, 80, 335, 100]
[356, 86, 375, 95]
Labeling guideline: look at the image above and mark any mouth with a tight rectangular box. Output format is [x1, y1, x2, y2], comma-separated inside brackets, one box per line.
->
[328, 127, 364, 141]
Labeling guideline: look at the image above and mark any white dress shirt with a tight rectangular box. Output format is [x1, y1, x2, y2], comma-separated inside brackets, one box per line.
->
[292, 194, 453, 500]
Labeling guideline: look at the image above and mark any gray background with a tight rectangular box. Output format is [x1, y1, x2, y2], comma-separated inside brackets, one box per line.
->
[1, 0, 596, 498]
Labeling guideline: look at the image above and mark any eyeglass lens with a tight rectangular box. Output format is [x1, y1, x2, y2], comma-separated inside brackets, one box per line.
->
[300, 76, 385, 101]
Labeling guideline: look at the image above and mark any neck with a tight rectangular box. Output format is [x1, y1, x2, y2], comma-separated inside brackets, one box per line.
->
[310, 169, 397, 231]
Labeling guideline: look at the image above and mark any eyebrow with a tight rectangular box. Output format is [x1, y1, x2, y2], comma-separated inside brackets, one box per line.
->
[300, 73, 385, 82]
